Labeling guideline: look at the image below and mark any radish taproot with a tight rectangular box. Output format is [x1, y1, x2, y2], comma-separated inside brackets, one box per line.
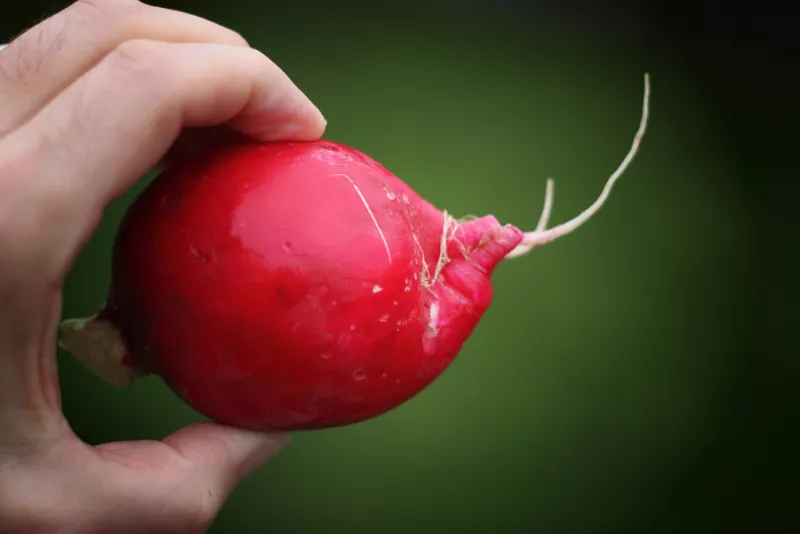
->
[58, 74, 650, 431]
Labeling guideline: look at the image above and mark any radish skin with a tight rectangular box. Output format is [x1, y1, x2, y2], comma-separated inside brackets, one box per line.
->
[58, 74, 651, 431]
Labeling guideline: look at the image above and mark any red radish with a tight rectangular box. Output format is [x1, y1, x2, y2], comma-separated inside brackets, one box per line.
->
[59, 75, 650, 431]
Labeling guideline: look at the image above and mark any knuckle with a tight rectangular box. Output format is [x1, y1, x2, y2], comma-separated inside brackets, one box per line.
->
[77, 0, 247, 49]
[64, 0, 143, 40]
[74, 0, 143, 21]
[107, 39, 165, 80]
[103, 40, 178, 110]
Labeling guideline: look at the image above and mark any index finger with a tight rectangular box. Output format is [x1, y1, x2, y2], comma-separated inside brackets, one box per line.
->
[14, 39, 325, 197]
[0, 0, 249, 137]
[0, 40, 325, 281]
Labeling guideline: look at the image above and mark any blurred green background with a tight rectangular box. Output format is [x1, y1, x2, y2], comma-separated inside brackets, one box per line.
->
[2, 1, 796, 533]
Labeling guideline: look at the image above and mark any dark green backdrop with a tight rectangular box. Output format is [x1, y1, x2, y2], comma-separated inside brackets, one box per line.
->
[2, 1, 796, 533]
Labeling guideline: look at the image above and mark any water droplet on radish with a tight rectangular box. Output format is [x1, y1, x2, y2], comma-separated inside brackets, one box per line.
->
[379, 314, 389, 323]
[353, 369, 367, 381]
[320, 352, 332, 359]
[372, 284, 383, 293]
[282, 241, 293, 251]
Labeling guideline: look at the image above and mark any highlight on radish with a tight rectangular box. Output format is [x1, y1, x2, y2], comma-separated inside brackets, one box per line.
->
[58, 74, 651, 431]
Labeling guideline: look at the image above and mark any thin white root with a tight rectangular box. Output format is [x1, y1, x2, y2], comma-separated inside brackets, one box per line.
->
[535, 178, 555, 232]
[420, 210, 459, 289]
[505, 72, 651, 260]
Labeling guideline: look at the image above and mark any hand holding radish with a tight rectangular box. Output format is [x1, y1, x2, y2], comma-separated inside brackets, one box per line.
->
[0, 0, 650, 531]
[0, 1, 326, 532]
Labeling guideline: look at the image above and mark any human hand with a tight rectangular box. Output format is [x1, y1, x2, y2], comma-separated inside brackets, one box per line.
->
[0, 1, 326, 532]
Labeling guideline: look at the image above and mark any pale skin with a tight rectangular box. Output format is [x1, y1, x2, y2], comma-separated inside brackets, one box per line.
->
[0, 1, 327, 532]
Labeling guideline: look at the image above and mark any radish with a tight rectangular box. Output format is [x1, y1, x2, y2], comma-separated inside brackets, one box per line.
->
[59, 75, 650, 431]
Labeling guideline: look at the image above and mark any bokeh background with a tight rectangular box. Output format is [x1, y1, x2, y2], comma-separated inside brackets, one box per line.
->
[2, 1, 797, 533]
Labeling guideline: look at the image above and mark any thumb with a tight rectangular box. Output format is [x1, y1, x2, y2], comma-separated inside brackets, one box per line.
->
[76, 423, 289, 533]
[162, 422, 290, 511]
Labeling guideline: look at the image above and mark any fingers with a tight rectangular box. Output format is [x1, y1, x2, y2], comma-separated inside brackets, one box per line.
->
[0, 0, 248, 136]
[161, 422, 290, 526]
[164, 422, 290, 489]
[0, 425, 287, 533]
[26, 38, 324, 198]
[1, 40, 325, 281]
